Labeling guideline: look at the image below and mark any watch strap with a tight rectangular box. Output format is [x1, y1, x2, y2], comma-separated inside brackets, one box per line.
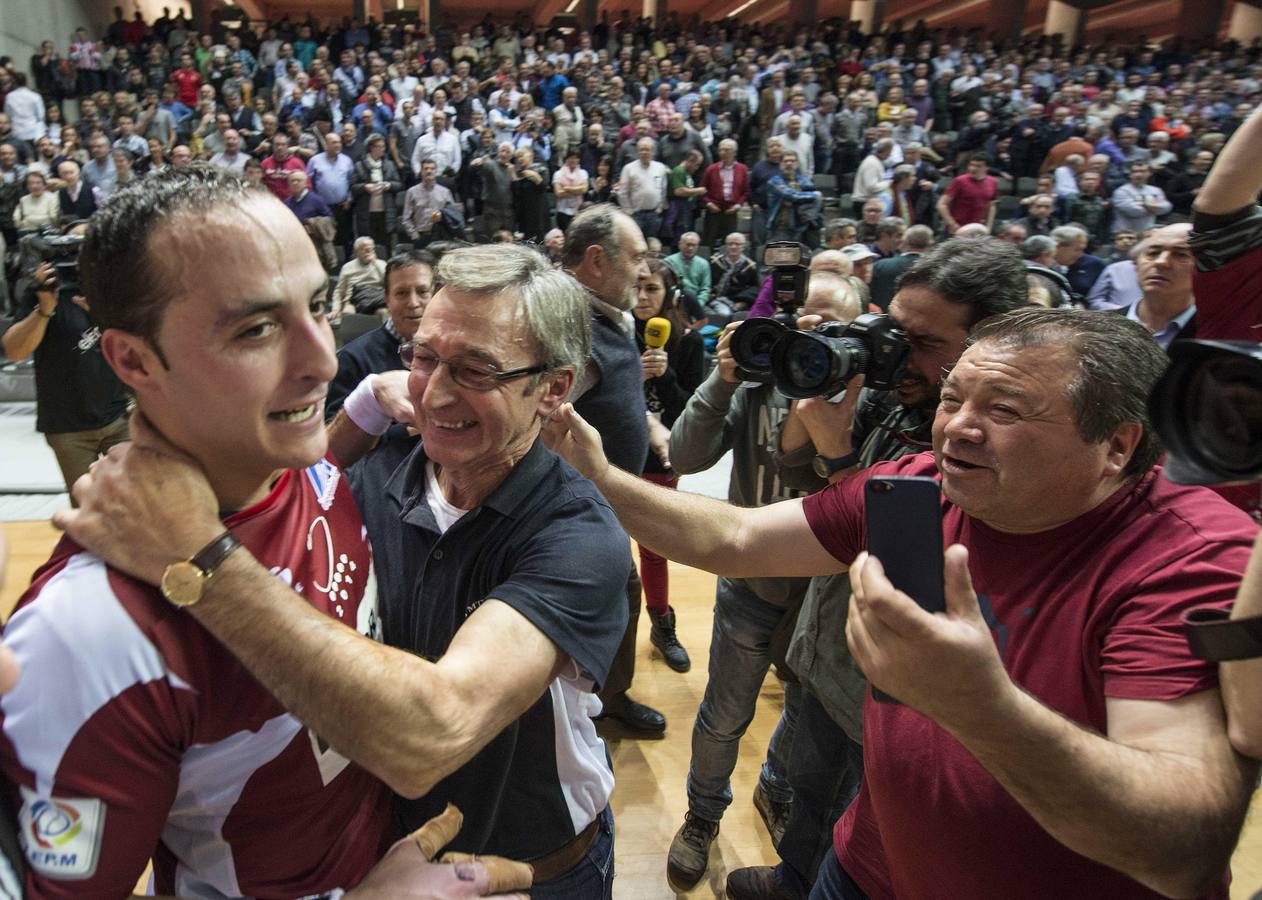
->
[1183, 608, 1262, 661]
[817, 450, 861, 474]
[190, 530, 242, 577]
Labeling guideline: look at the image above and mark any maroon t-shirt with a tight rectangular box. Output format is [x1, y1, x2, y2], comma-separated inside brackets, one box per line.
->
[944, 173, 997, 226]
[802, 452, 1252, 900]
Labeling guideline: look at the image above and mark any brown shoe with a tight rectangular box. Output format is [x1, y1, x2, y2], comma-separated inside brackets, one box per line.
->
[666, 811, 719, 890]
[725, 865, 802, 900]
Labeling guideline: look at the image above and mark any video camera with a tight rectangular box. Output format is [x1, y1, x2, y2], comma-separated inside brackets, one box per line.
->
[1148, 340, 1262, 485]
[730, 313, 911, 399]
[29, 231, 86, 293]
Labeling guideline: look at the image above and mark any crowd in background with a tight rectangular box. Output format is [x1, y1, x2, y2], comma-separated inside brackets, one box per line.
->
[0, 11, 1257, 900]
[0, 7, 1255, 319]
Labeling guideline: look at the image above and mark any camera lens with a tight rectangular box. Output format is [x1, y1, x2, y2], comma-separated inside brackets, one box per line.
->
[772, 332, 868, 399]
[730, 318, 788, 375]
[1185, 355, 1262, 479]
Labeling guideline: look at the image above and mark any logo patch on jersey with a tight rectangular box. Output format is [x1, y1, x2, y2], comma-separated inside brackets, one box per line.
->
[18, 788, 105, 880]
[305, 459, 342, 511]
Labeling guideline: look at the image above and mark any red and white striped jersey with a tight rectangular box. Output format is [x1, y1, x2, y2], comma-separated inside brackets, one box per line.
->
[0, 458, 391, 899]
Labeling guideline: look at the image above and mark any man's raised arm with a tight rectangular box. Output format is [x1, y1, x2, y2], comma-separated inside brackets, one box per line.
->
[1195, 103, 1262, 215]
[551, 402, 845, 578]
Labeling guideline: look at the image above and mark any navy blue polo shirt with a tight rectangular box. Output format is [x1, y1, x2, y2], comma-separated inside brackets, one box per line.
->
[348, 435, 629, 860]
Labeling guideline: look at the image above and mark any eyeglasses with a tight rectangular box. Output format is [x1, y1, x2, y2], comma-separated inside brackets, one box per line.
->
[398, 342, 548, 391]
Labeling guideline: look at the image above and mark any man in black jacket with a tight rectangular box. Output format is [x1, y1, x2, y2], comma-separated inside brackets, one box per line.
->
[325, 250, 435, 421]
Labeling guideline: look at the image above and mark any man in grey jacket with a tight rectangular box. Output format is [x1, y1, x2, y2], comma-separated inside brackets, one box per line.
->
[664, 274, 857, 892]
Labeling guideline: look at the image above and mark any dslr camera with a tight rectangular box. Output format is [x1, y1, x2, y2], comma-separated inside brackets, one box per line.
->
[730, 312, 911, 399]
[1148, 340, 1262, 486]
[728, 240, 910, 398]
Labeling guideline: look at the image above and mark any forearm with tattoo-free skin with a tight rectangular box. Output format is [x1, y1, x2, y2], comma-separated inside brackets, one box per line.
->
[188, 549, 565, 799]
[326, 407, 380, 469]
[554, 403, 843, 579]
[1195, 103, 1262, 214]
[951, 684, 1254, 898]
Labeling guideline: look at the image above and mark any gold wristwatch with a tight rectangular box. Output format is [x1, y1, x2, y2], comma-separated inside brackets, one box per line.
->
[160, 531, 242, 607]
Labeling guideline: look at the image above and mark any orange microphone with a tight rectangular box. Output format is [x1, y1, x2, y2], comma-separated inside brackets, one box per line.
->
[644, 316, 672, 350]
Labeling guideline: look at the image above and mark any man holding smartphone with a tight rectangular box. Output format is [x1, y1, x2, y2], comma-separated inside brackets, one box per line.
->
[552, 302, 1257, 900]
[726, 238, 1029, 900]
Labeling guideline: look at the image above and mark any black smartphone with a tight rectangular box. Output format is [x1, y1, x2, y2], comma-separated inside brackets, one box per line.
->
[863, 475, 945, 704]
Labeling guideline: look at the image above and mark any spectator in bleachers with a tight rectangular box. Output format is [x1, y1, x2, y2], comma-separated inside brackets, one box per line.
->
[1111, 161, 1172, 234]
[938, 152, 998, 234]
[1051, 224, 1104, 297]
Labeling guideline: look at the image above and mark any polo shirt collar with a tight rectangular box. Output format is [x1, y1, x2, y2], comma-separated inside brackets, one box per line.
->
[387, 434, 555, 523]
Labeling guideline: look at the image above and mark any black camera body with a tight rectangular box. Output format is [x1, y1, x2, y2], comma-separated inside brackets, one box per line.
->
[32, 232, 87, 292]
[730, 313, 910, 398]
[1148, 339, 1262, 485]
[763, 240, 810, 327]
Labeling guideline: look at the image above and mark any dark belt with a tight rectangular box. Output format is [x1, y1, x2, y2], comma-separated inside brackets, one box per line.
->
[527, 816, 601, 884]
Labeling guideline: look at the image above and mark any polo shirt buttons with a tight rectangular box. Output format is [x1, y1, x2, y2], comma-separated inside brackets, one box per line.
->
[433, 550, 443, 560]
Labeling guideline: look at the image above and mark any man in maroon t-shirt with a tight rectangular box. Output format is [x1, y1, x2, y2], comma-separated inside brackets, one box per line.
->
[556, 307, 1256, 900]
[937, 152, 998, 234]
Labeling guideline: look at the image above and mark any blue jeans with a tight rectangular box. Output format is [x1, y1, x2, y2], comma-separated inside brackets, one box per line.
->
[687, 577, 801, 822]
[775, 691, 865, 896]
[807, 850, 870, 900]
[527, 806, 615, 900]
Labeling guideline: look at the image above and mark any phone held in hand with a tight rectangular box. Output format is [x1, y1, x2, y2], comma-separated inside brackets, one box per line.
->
[864, 475, 945, 704]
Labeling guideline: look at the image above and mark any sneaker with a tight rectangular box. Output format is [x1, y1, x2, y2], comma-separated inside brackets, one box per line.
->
[649, 606, 691, 672]
[726, 865, 802, 900]
[754, 784, 791, 848]
[666, 811, 719, 890]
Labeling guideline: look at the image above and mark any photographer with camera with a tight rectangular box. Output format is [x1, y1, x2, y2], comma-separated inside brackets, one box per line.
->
[1, 253, 128, 496]
[724, 238, 1028, 900]
[663, 270, 859, 891]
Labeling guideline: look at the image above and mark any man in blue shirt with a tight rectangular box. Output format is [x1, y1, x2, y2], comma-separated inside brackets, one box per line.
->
[1122, 223, 1196, 350]
[307, 132, 356, 254]
[535, 61, 569, 113]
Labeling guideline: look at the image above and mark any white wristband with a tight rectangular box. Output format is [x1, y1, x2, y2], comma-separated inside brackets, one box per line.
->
[343, 376, 391, 436]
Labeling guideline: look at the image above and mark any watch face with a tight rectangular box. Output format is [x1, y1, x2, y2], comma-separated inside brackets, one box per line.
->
[812, 455, 830, 478]
[161, 561, 205, 607]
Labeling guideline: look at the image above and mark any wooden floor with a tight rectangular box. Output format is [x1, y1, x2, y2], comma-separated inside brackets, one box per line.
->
[2, 519, 1261, 898]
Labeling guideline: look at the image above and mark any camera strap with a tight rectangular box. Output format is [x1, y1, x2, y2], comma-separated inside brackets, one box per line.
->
[1183, 608, 1262, 661]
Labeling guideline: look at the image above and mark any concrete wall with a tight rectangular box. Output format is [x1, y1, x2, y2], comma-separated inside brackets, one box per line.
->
[2, 0, 192, 78]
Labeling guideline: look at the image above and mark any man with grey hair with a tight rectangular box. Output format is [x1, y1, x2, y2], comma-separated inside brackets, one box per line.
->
[701, 137, 749, 248]
[618, 137, 670, 239]
[61, 234, 628, 897]
[560, 203, 666, 736]
[852, 138, 894, 216]
[1052, 224, 1105, 297]
[1021, 234, 1057, 267]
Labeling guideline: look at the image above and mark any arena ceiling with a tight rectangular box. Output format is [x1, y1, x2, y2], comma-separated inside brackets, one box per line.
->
[242, 0, 1235, 43]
